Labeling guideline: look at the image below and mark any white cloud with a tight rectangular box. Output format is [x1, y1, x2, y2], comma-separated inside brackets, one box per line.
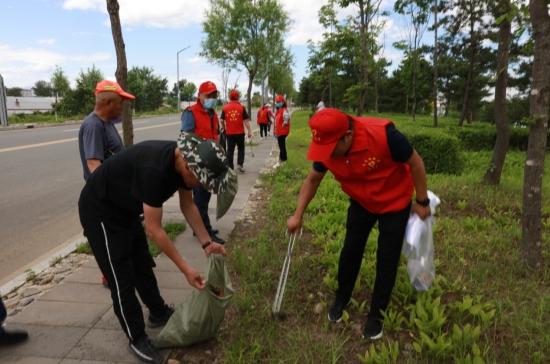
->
[63, 0, 208, 28]
[0, 43, 111, 87]
[37, 38, 56, 46]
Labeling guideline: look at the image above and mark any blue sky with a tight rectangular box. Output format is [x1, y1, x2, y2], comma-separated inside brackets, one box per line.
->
[0, 0, 423, 95]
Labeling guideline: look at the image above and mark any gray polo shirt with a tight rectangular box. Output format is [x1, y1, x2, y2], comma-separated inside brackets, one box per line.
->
[78, 112, 123, 180]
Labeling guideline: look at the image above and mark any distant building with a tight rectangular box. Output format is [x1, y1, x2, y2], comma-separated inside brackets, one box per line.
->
[6, 96, 56, 115]
[20, 89, 34, 97]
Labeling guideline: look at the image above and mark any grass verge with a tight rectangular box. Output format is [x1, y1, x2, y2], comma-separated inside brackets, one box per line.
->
[206, 110, 548, 363]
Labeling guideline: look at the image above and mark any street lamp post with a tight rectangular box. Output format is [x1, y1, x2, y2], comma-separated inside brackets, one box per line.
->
[176, 46, 191, 111]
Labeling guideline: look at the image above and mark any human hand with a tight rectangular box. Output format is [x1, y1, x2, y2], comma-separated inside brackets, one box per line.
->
[183, 266, 205, 289]
[412, 203, 431, 220]
[287, 214, 303, 234]
[204, 242, 226, 256]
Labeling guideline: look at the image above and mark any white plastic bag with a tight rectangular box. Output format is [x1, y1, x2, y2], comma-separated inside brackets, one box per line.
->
[402, 191, 440, 291]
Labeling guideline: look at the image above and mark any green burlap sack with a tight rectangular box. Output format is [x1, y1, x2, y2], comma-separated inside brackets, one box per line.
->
[154, 254, 234, 348]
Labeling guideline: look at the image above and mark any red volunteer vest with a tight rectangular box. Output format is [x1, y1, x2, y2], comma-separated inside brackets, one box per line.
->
[187, 101, 219, 141]
[222, 101, 245, 135]
[275, 107, 290, 136]
[257, 107, 268, 125]
[322, 117, 413, 214]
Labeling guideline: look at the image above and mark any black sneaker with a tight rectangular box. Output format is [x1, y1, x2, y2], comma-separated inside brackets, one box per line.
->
[327, 297, 349, 323]
[148, 304, 174, 328]
[129, 335, 163, 364]
[362, 317, 383, 340]
[211, 233, 226, 245]
[0, 327, 28, 346]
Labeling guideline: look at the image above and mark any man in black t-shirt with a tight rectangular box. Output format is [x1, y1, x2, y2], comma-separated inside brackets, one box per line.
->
[78, 134, 237, 364]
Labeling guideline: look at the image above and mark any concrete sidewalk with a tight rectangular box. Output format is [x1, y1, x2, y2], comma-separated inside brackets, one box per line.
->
[0, 135, 277, 364]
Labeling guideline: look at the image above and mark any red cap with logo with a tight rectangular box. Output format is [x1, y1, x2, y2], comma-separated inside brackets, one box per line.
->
[229, 89, 240, 100]
[95, 80, 135, 99]
[306, 108, 350, 161]
[198, 81, 218, 95]
[275, 94, 285, 103]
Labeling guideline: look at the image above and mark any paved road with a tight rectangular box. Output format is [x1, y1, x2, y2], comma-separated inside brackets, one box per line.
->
[0, 114, 184, 285]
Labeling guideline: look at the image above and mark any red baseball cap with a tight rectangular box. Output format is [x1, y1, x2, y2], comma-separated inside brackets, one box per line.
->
[306, 108, 350, 161]
[198, 81, 218, 95]
[275, 94, 285, 103]
[229, 89, 240, 100]
[95, 80, 135, 99]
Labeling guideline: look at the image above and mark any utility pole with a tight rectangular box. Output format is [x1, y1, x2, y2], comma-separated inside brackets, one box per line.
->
[176, 46, 190, 111]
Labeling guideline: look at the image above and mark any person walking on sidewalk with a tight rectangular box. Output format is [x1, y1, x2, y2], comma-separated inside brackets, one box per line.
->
[180, 81, 225, 245]
[78, 80, 134, 287]
[0, 298, 28, 346]
[220, 89, 252, 173]
[257, 103, 273, 138]
[78, 134, 237, 364]
[286, 108, 431, 341]
[274, 95, 290, 166]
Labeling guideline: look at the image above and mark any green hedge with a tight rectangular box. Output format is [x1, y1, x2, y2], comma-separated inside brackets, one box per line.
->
[406, 131, 464, 175]
[456, 127, 549, 151]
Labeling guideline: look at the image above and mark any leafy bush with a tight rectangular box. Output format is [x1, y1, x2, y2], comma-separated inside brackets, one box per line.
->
[406, 130, 464, 174]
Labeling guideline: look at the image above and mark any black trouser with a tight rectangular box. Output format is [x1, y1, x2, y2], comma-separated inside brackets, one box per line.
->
[226, 133, 245, 169]
[337, 199, 410, 321]
[193, 186, 213, 233]
[267, 121, 272, 133]
[78, 190, 166, 343]
[277, 135, 287, 161]
[0, 298, 6, 325]
[259, 124, 268, 137]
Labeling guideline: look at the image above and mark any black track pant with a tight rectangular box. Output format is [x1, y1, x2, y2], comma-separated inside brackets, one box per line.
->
[259, 124, 268, 137]
[337, 199, 410, 320]
[78, 191, 166, 343]
[226, 133, 245, 169]
[277, 135, 287, 161]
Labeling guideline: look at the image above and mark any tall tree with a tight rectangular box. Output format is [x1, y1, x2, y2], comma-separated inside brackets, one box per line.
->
[127, 66, 168, 112]
[106, 0, 133, 146]
[33, 80, 53, 97]
[339, 0, 383, 115]
[57, 66, 103, 116]
[394, 0, 431, 122]
[483, 0, 513, 185]
[521, 0, 550, 270]
[202, 0, 290, 114]
[51, 66, 70, 104]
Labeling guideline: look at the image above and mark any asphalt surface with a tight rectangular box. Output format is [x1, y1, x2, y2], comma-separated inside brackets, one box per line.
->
[0, 114, 185, 285]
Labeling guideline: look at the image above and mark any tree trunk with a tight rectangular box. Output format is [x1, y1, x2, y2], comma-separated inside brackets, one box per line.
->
[459, 13, 476, 127]
[433, 0, 438, 127]
[246, 69, 256, 118]
[358, 0, 369, 115]
[106, 0, 133, 146]
[374, 66, 379, 113]
[412, 50, 417, 122]
[521, 0, 550, 270]
[484, 0, 512, 185]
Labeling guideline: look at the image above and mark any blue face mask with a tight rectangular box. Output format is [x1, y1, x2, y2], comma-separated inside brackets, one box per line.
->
[275, 102, 283, 108]
[203, 98, 217, 109]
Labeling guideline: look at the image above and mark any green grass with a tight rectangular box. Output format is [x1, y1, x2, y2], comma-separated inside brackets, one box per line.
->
[218, 111, 549, 363]
[74, 222, 186, 258]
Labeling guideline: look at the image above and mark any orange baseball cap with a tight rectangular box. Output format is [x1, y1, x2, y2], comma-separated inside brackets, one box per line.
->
[306, 108, 350, 161]
[95, 80, 135, 99]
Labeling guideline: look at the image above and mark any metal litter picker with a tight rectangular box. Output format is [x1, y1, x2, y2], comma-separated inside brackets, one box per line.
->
[272, 229, 303, 318]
